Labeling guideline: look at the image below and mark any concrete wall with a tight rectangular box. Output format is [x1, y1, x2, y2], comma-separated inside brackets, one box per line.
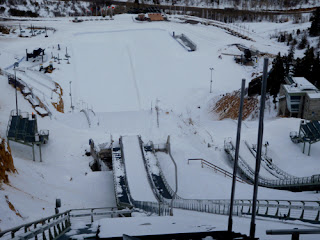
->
[303, 95, 320, 121]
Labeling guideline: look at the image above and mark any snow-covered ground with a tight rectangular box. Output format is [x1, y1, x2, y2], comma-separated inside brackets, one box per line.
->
[1, 15, 320, 238]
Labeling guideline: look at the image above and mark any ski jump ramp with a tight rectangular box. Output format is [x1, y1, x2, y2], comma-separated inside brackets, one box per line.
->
[121, 135, 157, 202]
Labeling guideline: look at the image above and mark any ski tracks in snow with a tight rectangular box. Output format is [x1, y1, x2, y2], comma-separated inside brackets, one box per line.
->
[126, 45, 142, 110]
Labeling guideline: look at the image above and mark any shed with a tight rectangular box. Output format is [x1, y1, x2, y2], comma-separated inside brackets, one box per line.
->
[148, 13, 164, 21]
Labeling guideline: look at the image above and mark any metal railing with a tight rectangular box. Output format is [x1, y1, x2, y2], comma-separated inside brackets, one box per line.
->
[0, 207, 134, 240]
[187, 158, 248, 184]
[110, 137, 170, 216]
[138, 136, 163, 203]
[167, 198, 320, 224]
[0, 211, 70, 240]
[224, 140, 320, 191]
[141, 149, 320, 224]
[149, 142, 179, 200]
[266, 228, 320, 240]
[80, 109, 91, 127]
[244, 140, 295, 180]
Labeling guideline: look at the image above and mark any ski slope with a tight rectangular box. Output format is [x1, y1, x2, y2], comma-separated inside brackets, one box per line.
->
[121, 135, 157, 202]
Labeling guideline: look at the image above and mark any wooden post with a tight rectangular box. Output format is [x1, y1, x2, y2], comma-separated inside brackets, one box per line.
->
[39, 144, 42, 162]
[32, 144, 35, 161]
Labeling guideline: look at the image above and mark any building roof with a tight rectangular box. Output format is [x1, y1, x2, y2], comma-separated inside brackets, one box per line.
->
[283, 77, 318, 94]
[307, 92, 320, 99]
[148, 13, 164, 21]
[292, 77, 317, 91]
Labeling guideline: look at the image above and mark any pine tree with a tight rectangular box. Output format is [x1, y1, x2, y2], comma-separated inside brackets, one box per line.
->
[267, 53, 285, 99]
[311, 53, 320, 88]
[309, 8, 320, 36]
[284, 45, 295, 76]
[293, 58, 304, 77]
[301, 47, 315, 82]
[298, 34, 308, 49]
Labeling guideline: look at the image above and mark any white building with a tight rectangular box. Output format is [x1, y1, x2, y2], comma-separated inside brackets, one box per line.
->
[279, 77, 320, 120]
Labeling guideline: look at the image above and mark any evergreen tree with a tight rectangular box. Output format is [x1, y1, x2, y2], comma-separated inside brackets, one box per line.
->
[293, 57, 304, 77]
[301, 47, 315, 82]
[297, 29, 301, 35]
[292, 38, 298, 46]
[298, 34, 308, 49]
[309, 8, 320, 36]
[311, 53, 320, 88]
[284, 45, 295, 76]
[267, 53, 285, 99]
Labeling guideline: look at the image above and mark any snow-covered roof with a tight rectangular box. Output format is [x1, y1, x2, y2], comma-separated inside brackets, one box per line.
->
[307, 92, 320, 99]
[292, 77, 318, 91]
[283, 77, 318, 94]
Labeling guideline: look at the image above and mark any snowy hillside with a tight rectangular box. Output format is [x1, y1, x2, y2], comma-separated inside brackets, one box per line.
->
[1, 14, 320, 239]
[0, 0, 90, 17]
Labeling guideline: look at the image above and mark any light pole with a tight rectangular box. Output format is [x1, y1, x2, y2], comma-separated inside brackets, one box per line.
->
[69, 81, 73, 111]
[209, 67, 214, 93]
[14, 62, 19, 115]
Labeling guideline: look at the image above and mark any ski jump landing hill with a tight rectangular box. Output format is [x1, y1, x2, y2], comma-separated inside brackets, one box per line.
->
[88, 135, 320, 225]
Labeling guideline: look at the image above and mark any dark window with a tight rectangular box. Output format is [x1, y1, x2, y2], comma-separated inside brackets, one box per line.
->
[291, 104, 299, 111]
[290, 96, 301, 101]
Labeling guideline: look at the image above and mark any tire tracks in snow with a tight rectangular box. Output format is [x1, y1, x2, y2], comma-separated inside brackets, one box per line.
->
[126, 45, 142, 110]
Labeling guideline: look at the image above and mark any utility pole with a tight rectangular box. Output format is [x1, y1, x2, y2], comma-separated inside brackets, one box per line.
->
[155, 99, 160, 128]
[250, 58, 269, 239]
[14, 62, 19, 115]
[228, 79, 246, 233]
[209, 67, 214, 93]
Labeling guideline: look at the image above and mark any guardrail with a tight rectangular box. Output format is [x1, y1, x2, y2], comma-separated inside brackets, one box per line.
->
[142, 148, 320, 224]
[138, 136, 163, 203]
[168, 199, 320, 224]
[149, 142, 179, 200]
[187, 158, 248, 184]
[112, 137, 170, 216]
[224, 140, 320, 191]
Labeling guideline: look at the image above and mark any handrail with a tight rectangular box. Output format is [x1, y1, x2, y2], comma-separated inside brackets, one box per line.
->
[0, 211, 70, 239]
[224, 140, 320, 190]
[143, 150, 320, 224]
[188, 158, 248, 184]
[0, 208, 134, 240]
[80, 109, 91, 127]
[149, 142, 179, 200]
[113, 136, 169, 216]
[266, 228, 320, 239]
[244, 140, 295, 180]
[138, 136, 162, 203]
